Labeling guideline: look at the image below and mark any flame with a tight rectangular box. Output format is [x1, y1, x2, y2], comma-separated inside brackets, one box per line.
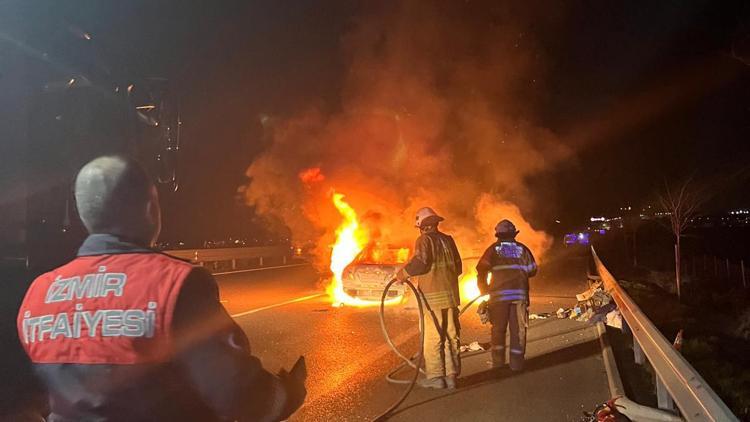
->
[459, 268, 489, 304]
[396, 248, 409, 263]
[326, 192, 403, 307]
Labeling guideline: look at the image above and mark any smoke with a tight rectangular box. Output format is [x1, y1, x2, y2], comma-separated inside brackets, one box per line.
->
[241, 1, 568, 268]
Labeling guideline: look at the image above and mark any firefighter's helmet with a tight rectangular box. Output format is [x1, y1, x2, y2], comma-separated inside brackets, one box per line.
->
[495, 219, 519, 237]
[415, 207, 444, 228]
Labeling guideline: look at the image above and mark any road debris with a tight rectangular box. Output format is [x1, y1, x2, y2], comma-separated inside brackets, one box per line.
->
[529, 312, 551, 320]
[459, 341, 486, 353]
[557, 281, 623, 329]
[580, 397, 632, 422]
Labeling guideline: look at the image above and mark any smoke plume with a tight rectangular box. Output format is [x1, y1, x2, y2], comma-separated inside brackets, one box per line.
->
[241, 1, 569, 268]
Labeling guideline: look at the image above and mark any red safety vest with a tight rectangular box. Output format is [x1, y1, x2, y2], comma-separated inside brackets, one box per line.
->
[17, 253, 193, 365]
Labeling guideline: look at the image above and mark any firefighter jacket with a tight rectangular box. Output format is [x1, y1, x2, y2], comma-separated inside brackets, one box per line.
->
[476, 240, 537, 303]
[17, 234, 297, 422]
[401, 229, 463, 308]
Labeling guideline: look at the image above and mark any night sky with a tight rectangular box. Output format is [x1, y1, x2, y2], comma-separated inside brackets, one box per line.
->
[8, 0, 750, 242]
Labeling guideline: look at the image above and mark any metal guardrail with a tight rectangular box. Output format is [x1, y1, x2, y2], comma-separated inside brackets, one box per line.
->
[592, 247, 738, 422]
[164, 246, 292, 269]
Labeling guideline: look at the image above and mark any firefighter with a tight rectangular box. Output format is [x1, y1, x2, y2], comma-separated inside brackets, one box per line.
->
[476, 219, 537, 371]
[396, 207, 463, 389]
[16, 156, 305, 421]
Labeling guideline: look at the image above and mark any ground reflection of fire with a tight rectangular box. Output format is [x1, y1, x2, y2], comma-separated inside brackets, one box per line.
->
[325, 192, 404, 307]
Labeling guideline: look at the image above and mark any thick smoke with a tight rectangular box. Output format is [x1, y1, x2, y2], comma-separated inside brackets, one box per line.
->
[241, 1, 569, 268]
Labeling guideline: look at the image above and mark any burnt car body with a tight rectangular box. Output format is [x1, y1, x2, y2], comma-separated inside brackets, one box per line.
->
[342, 248, 407, 302]
[342, 263, 405, 301]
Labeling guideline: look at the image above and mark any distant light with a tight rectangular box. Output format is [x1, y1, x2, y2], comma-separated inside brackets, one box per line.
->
[68, 78, 76, 87]
[555, 220, 561, 224]
[590, 216, 605, 222]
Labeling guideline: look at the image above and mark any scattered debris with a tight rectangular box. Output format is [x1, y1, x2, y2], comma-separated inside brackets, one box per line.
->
[460, 341, 486, 353]
[580, 397, 632, 422]
[312, 308, 330, 313]
[559, 281, 624, 329]
[605, 310, 622, 330]
[529, 312, 551, 320]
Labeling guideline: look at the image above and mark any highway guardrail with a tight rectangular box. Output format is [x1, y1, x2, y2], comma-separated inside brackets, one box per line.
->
[592, 247, 738, 422]
[164, 246, 293, 270]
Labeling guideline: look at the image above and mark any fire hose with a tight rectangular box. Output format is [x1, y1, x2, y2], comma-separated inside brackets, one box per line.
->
[372, 279, 486, 421]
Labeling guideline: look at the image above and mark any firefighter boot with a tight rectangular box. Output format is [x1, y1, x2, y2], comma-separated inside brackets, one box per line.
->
[509, 349, 525, 371]
[444, 375, 457, 390]
[491, 345, 506, 368]
[417, 376, 446, 389]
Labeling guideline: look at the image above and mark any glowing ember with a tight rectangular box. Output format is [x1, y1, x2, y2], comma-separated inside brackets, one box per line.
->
[325, 192, 403, 307]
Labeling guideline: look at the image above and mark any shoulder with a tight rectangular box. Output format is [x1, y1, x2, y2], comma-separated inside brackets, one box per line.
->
[415, 233, 433, 245]
[172, 267, 221, 324]
[180, 266, 219, 294]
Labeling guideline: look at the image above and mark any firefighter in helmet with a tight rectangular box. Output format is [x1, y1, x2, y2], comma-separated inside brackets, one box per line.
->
[17, 156, 306, 421]
[396, 207, 463, 389]
[476, 219, 537, 371]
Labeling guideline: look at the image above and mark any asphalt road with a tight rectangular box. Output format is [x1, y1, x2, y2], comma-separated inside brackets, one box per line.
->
[216, 246, 610, 421]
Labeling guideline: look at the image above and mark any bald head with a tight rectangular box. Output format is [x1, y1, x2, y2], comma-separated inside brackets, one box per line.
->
[75, 156, 161, 246]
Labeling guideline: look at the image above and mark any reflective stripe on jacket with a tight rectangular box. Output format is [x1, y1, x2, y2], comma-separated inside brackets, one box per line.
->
[403, 230, 463, 307]
[476, 240, 537, 303]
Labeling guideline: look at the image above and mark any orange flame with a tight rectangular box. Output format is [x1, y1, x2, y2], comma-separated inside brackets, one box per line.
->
[396, 247, 409, 263]
[458, 268, 489, 303]
[325, 191, 403, 307]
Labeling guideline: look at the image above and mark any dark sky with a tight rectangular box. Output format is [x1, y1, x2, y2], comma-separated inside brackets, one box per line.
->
[13, 0, 750, 240]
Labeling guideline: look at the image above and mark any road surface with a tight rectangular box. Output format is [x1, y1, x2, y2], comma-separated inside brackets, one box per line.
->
[216, 246, 610, 421]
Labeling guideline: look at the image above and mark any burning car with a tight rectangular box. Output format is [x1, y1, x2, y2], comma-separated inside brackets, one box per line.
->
[341, 247, 409, 302]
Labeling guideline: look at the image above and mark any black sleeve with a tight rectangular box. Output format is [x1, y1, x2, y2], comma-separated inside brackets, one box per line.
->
[171, 268, 297, 422]
[403, 235, 433, 277]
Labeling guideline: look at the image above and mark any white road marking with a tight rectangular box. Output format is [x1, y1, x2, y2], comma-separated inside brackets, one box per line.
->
[213, 263, 309, 276]
[230, 293, 325, 318]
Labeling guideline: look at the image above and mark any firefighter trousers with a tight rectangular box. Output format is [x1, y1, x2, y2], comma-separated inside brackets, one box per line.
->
[489, 300, 528, 371]
[422, 306, 461, 379]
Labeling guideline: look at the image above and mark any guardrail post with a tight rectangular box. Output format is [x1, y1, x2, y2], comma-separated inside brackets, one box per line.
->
[283, 255, 287, 265]
[656, 376, 676, 411]
[633, 338, 645, 365]
[231, 259, 237, 270]
[259, 256, 264, 267]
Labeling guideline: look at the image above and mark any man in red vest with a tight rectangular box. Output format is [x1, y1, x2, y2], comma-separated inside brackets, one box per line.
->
[17, 156, 305, 421]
